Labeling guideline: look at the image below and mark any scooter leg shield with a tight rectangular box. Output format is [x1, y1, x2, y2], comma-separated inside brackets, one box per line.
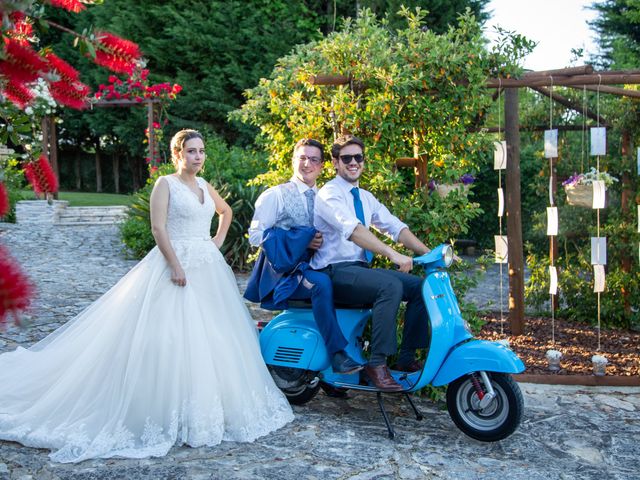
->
[431, 339, 525, 387]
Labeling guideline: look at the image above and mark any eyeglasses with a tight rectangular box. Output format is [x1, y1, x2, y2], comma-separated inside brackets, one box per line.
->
[297, 155, 323, 165]
[339, 153, 364, 164]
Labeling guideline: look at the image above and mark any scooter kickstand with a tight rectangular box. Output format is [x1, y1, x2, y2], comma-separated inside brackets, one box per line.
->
[404, 393, 424, 421]
[376, 392, 395, 439]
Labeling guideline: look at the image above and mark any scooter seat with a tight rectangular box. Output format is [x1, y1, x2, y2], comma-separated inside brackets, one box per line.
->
[287, 299, 372, 310]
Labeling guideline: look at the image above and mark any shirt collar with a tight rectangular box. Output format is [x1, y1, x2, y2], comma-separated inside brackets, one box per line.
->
[290, 176, 317, 193]
[333, 174, 359, 192]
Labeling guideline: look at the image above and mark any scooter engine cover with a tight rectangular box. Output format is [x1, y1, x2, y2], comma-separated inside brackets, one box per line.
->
[260, 313, 329, 371]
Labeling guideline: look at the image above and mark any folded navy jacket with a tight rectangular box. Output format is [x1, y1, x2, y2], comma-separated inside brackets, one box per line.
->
[244, 226, 317, 310]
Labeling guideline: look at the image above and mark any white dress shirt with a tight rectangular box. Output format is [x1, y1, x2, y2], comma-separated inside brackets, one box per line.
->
[248, 177, 318, 246]
[311, 175, 408, 269]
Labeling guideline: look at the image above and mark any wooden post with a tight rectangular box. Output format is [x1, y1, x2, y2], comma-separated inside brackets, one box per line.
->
[504, 88, 525, 335]
[49, 116, 58, 199]
[620, 131, 632, 319]
[147, 100, 155, 165]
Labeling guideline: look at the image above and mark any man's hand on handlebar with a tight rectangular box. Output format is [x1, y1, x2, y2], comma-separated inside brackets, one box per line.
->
[390, 251, 413, 273]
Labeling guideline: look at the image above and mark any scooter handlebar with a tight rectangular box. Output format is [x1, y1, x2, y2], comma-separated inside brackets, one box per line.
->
[413, 243, 454, 269]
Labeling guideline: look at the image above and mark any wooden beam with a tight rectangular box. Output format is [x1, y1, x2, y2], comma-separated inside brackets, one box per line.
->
[92, 99, 162, 107]
[504, 88, 525, 336]
[522, 65, 594, 77]
[308, 75, 350, 86]
[566, 84, 640, 98]
[487, 73, 640, 88]
[530, 86, 607, 125]
[482, 124, 600, 133]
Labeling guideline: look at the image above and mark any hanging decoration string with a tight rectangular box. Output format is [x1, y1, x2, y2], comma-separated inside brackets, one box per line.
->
[549, 76, 556, 345]
[596, 74, 602, 352]
[497, 77, 505, 336]
[582, 84, 587, 174]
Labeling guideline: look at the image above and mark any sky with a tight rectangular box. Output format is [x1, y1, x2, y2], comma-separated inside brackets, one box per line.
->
[484, 0, 602, 72]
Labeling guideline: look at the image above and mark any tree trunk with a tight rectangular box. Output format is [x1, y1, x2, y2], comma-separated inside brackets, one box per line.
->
[129, 152, 140, 191]
[74, 151, 82, 191]
[95, 147, 103, 193]
[504, 88, 525, 335]
[113, 154, 120, 193]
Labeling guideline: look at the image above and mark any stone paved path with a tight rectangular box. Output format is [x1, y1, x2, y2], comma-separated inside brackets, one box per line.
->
[1, 222, 638, 480]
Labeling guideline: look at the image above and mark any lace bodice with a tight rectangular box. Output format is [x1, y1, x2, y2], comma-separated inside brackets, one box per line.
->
[165, 175, 215, 241]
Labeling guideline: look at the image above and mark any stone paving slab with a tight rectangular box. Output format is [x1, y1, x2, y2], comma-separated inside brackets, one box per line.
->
[0, 221, 638, 480]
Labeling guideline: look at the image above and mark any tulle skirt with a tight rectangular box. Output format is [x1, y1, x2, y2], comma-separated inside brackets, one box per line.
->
[0, 240, 293, 463]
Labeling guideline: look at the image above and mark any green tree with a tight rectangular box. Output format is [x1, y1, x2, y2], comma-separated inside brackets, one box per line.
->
[232, 8, 527, 248]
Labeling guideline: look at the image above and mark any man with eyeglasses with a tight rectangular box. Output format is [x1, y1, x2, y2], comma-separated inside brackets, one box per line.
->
[246, 138, 363, 375]
[312, 135, 431, 392]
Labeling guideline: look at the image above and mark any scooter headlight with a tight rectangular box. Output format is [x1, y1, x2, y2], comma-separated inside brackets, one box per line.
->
[443, 244, 454, 267]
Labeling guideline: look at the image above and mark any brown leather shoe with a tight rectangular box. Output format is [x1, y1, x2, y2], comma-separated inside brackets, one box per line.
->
[363, 364, 404, 392]
[391, 360, 424, 373]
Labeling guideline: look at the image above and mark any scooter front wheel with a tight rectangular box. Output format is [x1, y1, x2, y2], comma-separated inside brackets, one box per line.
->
[446, 372, 523, 442]
[268, 366, 321, 405]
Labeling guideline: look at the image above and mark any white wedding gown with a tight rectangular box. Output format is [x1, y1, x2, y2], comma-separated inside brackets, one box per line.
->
[0, 175, 294, 463]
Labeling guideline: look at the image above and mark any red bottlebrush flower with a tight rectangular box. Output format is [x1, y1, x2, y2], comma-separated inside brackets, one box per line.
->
[24, 155, 59, 195]
[47, 0, 86, 13]
[92, 31, 141, 74]
[1, 79, 35, 109]
[49, 78, 90, 110]
[44, 52, 79, 82]
[7, 12, 33, 45]
[0, 244, 35, 327]
[0, 182, 9, 218]
[0, 38, 47, 84]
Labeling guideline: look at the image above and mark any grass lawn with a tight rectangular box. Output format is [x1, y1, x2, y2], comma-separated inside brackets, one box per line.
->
[20, 190, 133, 207]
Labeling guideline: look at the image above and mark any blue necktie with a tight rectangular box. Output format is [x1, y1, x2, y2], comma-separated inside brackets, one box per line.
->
[350, 187, 373, 263]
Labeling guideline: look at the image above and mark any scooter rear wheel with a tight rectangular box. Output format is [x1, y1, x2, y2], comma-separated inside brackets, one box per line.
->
[268, 366, 321, 405]
[446, 372, 523, 442]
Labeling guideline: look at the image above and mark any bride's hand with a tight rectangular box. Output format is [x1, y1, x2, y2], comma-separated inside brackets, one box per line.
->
[211, 235, 224, 249]
[171, 265, 186, 287]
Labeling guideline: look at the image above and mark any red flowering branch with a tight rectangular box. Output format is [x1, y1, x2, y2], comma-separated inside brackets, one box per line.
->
[24, 155, 59, 195]
[0, 10, 142, 111]
[0, 244, 35, 328]
[47, 0, 86, 13]
[0, 182, 9, 218]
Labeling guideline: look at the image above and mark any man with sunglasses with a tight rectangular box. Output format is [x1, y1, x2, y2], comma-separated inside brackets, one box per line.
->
[312, 135, 431, 392]
[246, 138, 363, 375]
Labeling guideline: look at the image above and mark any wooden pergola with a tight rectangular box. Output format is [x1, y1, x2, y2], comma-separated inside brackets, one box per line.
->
[310, 66, 640, 334]
[41, 98, 161, 195]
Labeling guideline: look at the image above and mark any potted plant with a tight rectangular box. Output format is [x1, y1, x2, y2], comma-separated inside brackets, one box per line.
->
[431, 174, 475, 198]
[562, 168, 618, 207]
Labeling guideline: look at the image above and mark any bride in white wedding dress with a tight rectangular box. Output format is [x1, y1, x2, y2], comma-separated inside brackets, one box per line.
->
[0, 129, 294, 463]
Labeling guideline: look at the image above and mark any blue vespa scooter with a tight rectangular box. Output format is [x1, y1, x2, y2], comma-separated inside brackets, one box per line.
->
[259, 244, 525, 441]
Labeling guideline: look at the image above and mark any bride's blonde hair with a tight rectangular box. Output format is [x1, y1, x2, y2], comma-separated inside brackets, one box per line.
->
[170, 129, 204, 168]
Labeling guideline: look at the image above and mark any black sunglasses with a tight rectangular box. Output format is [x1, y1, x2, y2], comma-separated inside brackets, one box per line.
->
[339, 153, 364, 164]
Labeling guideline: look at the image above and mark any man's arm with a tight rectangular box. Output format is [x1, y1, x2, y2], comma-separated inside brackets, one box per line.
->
[248, 187, 279, 247]
[349, 224, 413, 272]
[397, 228, 430, 255]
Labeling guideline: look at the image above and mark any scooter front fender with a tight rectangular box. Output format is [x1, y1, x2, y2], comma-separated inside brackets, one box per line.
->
[259, 310, 330, 371]
[431, 339, 525, 387]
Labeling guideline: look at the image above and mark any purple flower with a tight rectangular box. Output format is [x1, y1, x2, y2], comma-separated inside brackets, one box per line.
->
[562, 173, 582, 187]
[459, 174, 475, 185]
